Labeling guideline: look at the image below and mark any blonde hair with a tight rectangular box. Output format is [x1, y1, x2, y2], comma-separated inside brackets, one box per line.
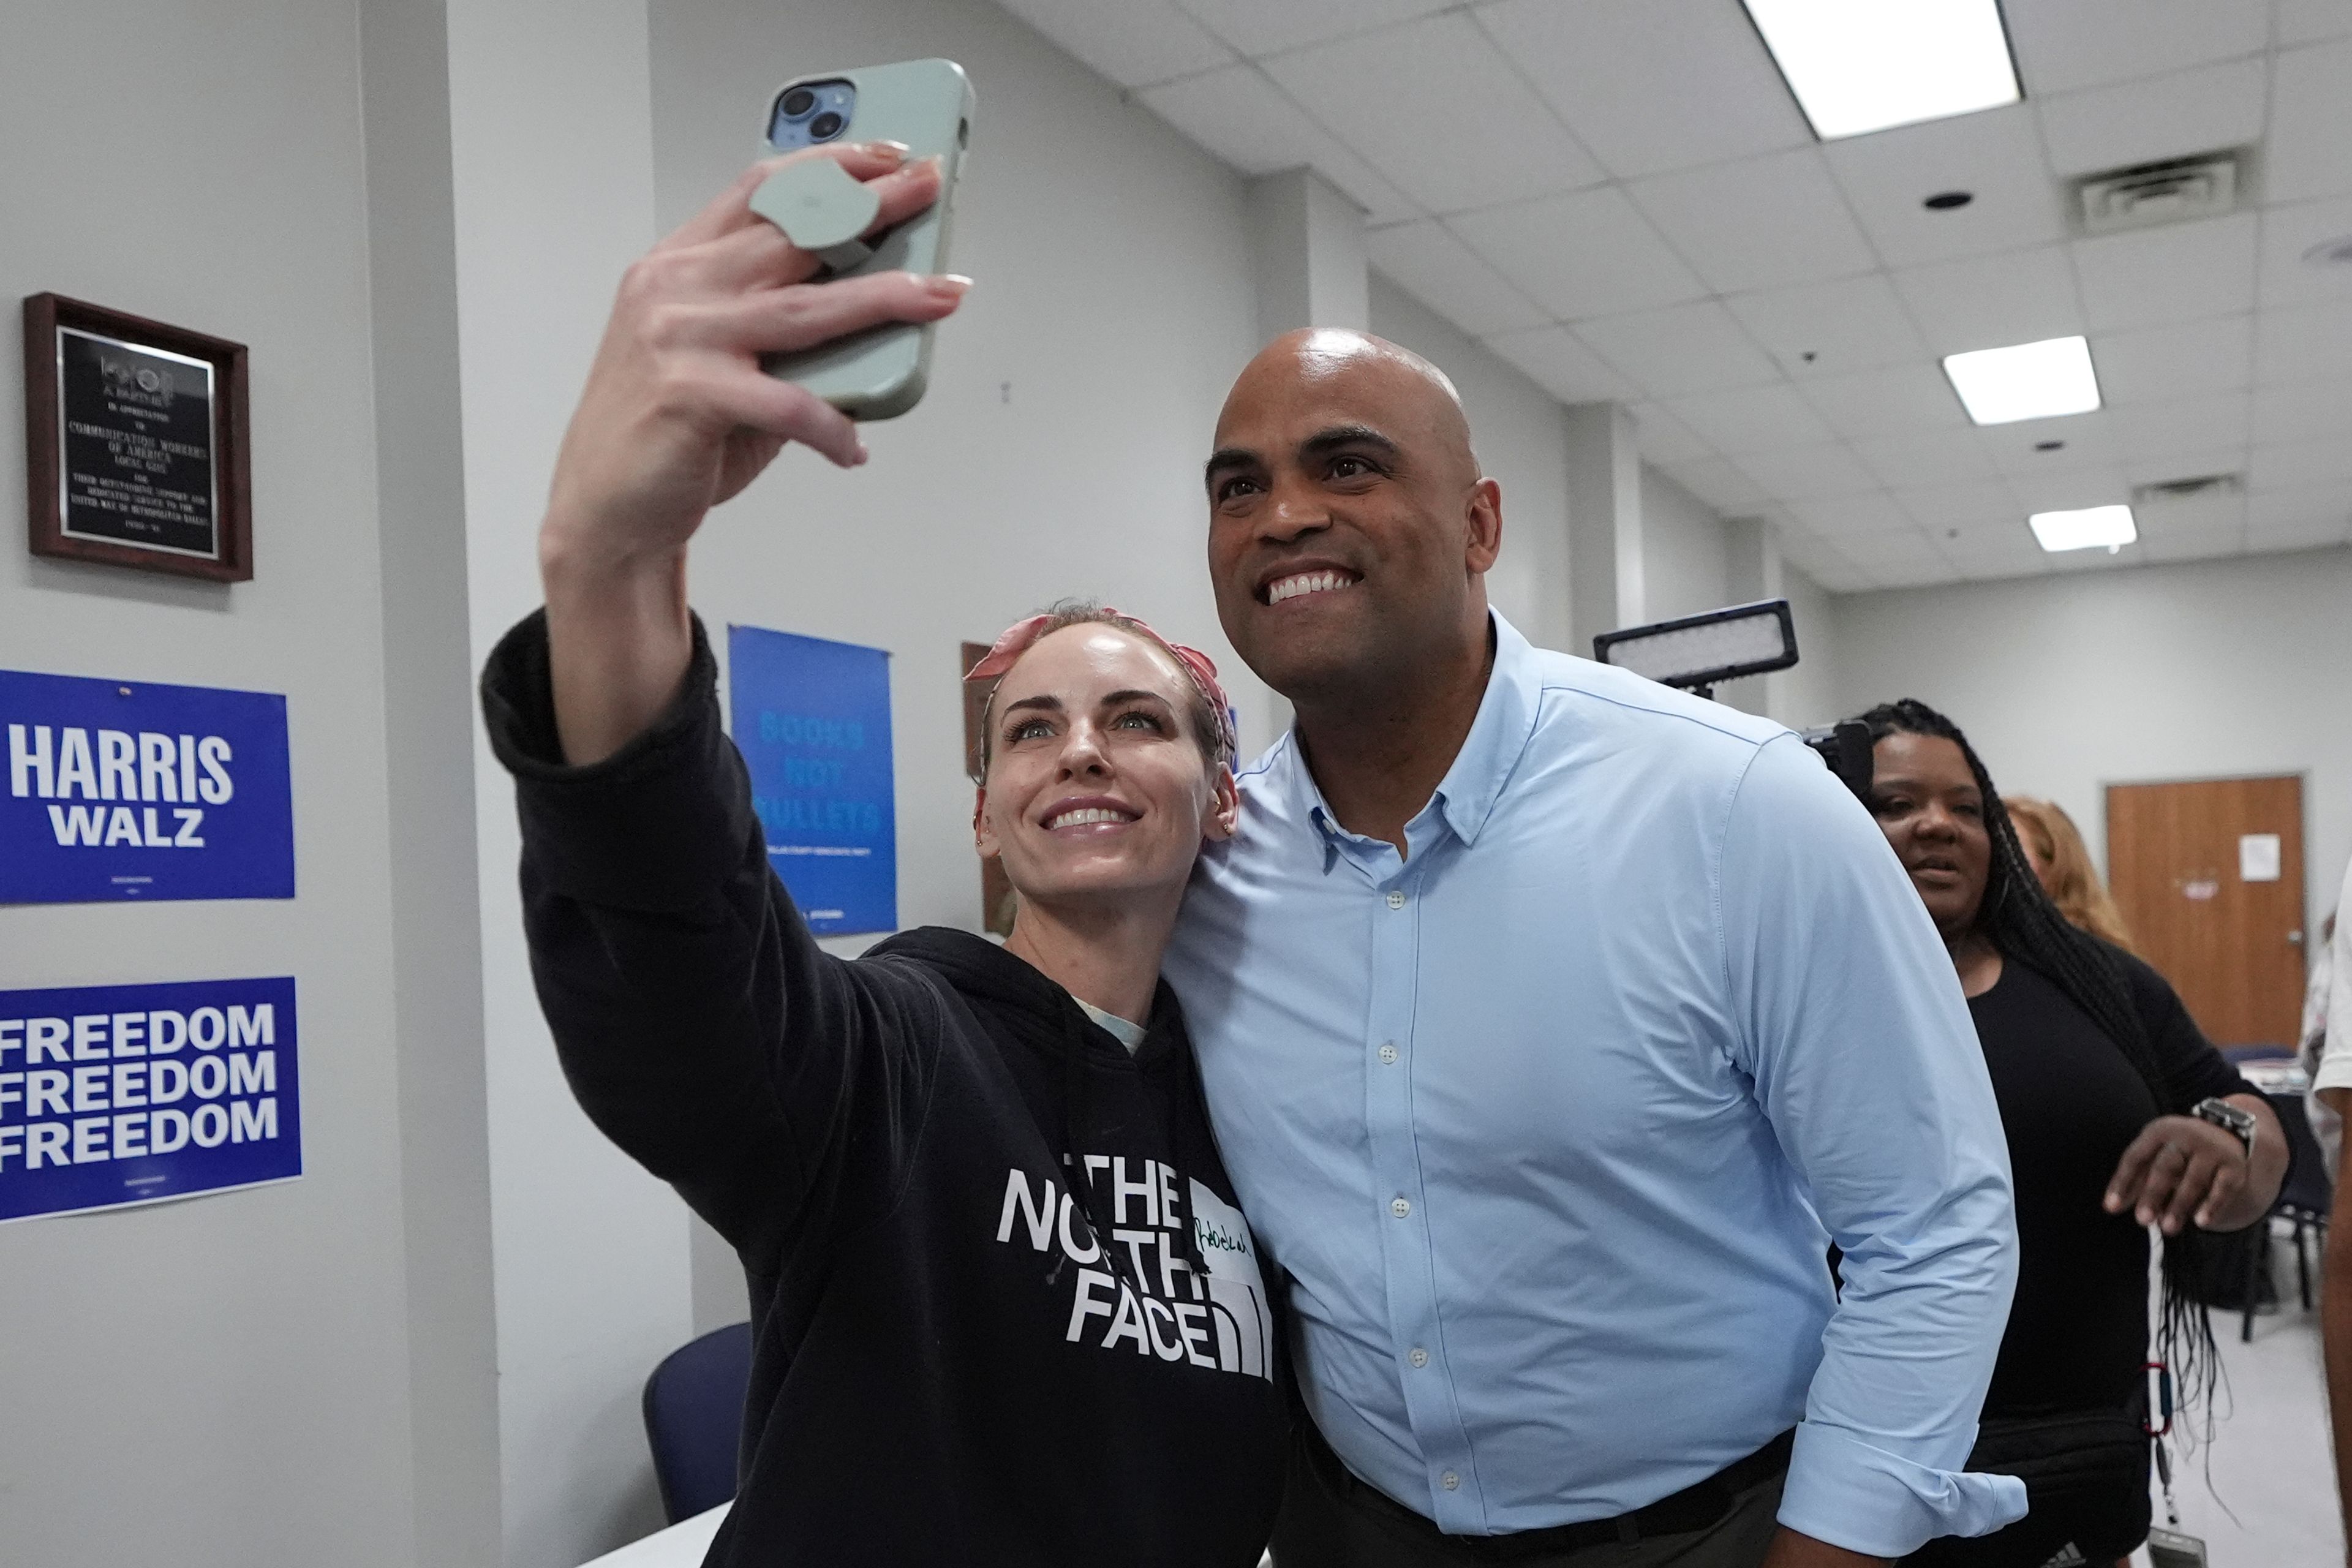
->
[2003, 796, 2136, 956]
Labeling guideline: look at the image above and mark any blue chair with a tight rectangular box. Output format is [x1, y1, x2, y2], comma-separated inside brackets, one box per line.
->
[2242, 1093, 2334, 1343]
[643, 1321, 753, 1524]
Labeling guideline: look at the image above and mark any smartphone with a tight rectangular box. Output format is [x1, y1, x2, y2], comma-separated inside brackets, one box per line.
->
[760, 58, 972, 421]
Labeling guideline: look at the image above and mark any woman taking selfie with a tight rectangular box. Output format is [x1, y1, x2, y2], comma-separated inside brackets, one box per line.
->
[1850, 701, 2286, 1568]
[480, 146, 1284, 1564]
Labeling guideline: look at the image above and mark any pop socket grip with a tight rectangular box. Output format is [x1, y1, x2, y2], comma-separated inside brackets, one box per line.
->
[750, 157, 884, 275]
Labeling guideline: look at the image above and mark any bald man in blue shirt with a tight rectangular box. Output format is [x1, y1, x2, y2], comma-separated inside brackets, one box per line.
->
[1163, 331, 2027, 1568]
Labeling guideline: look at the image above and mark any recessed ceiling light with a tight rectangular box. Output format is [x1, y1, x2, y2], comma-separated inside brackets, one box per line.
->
[1743, 0, 2021, 141]
[1942, 336, 2102, 426]
[2029, 505, 2136, 554]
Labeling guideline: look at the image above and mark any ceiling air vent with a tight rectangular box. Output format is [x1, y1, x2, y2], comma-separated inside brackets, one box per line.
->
[2130, 473, 2241, 507]
[2076, 152, 2240, 235]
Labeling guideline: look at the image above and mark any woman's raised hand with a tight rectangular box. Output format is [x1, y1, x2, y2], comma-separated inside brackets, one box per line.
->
[537, 146, 967, 766]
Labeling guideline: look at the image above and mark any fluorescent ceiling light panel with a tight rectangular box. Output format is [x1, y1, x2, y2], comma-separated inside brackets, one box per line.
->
[1940, 336, 2101, 426]
[2028, 505, 2136, 552]
[1743, 0, 2021, 140]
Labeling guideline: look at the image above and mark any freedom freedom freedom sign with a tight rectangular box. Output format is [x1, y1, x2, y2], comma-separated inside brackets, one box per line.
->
[0, 977, 302, 1224]
[728, 624, 897, 936]
[1, 667, 294, 903]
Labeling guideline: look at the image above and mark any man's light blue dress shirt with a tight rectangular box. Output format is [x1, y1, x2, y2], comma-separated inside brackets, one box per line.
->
[1163, 613, 2027, 1558]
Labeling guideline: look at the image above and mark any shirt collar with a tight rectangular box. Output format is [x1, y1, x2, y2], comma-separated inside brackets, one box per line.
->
[1277, 609, 1544, 853]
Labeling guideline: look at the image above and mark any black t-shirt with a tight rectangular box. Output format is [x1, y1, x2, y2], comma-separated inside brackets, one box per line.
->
[1967, 949, 2248, 1415]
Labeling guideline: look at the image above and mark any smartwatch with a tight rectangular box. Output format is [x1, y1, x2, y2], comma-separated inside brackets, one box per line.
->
[2192, 1096, 2256, 1159]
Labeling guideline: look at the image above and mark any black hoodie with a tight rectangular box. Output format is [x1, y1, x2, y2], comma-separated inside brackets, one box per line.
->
[481, 612, 1287, 1566]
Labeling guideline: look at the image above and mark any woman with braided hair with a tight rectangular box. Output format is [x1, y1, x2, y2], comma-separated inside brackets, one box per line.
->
[1847, 700, 2287, 1568]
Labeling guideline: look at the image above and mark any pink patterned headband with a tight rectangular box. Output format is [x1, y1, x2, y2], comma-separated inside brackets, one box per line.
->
[964, 608, 1237, 770]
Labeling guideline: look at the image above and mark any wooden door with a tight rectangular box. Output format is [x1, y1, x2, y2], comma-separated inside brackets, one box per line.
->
[2105, 775, 2306, 1047]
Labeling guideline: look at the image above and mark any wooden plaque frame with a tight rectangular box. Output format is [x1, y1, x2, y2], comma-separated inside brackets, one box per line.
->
[23, 292, 252, 582]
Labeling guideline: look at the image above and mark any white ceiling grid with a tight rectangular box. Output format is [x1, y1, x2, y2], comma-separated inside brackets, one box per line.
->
[993, 0, 2352, 590]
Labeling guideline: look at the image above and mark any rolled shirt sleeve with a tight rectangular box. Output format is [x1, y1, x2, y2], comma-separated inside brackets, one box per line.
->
[1717, 734, 2028, 1558]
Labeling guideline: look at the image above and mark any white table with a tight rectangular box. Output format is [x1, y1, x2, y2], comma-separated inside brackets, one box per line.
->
[579, 1504, 730, 1567]
[576, 1504, 1274, 1567]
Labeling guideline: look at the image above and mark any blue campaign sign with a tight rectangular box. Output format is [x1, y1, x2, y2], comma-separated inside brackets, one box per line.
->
[728, 624, 897, 935]
[1, 668, 295, 903]
[0, 976, 301, 1224]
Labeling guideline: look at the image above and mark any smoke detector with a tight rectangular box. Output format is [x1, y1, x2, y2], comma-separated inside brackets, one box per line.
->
[2076, 152, 2241, 235]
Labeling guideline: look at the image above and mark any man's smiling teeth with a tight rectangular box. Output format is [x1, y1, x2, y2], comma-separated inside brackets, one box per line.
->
[1267, 571, 1356, 605]
[1047, 807, 1135, 829]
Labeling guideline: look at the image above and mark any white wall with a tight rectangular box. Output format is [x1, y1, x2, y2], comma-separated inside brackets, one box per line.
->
[1770, 554, 1844, 731]
[1829, 546, 2352, 940]
[0, 2, 423, 1563]
[1366, 274, 1573, 652]
[1638, 466, 1733, 625]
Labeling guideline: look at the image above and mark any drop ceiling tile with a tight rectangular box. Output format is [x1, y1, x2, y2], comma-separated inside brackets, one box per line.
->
[1725, 274, 1934, 380]
[2070, 214, 2258, 333]
[1366, 221, 1548, 335]
[1893, 245, 2087, 356]
[995, 0, 1234, 87]
[1659, 456, 1771, 512]
[1785, 492, 1912, 535]
[1574, 300, 1783, 398]
[1475, 0, 1810, 179]
[1936, 516, 2046, 558]
[1264, 15, 1603, 216]
[2002, 0, 2271, 96]
[1834, 526, 1950, 569]
[2035, 58, 2267, 179]
[1664, 383, 1836, 456]
[1896, 478, 2020, 528]
[2268, 38, 2352, 203]
[1734, 442, 1881, 501]
[2007, 464, 2131, 513]
[1773, 527, 1858, 576]
[2247, 482, 2352, 531]
[2254, 301, 2352, 384]
[2090, 313, 2253, 404]
[2251, 378, 2352, 445]
[2243, 521, 2352, 553]
[2121, 445, 2250, 489]
[1172, 0, 1455, 56]
[1480, 325, 1646, 404]
[2140, 525, 2248, 562]
[2277, 0, 2352, 47]
[1796, 363, 1970, 440]
[1449, 188, 1706, 320]
[1626, 149, 1877, 295]
[1627, 402, 1713, 464]
[1853, 427, 2001, 487]
[2106, 391, 2253, 459]
[1982, 410, 2122, 475]
[1138, 67, 1417, 222]
[2258, 195, 2352, 307]
[2130, 489, 2248, 537]
[1823, 105, 2069, 268]
[2251, 437, 2352, 490]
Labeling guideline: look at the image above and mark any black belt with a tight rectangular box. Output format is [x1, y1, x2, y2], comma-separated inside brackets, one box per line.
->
[1307, 1422, 1795, 1559]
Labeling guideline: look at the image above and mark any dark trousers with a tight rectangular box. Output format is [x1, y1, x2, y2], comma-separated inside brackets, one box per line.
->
[1271, 1419, 1787, 1568]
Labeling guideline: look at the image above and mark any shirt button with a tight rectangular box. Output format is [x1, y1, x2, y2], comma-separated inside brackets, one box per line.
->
[1379, 1042, 1400, 1065]
[1386, 889, 1406, 910]
[1409, 1348, 1429, 1368]
[1390, 1196, 1411, 1218]
[1441, 1471, 1460, 1491]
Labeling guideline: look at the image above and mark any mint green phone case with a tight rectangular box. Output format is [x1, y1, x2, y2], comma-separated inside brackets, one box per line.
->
[763, 59, 972, 421]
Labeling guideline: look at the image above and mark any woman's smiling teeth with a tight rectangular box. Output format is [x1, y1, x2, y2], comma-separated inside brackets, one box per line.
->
[1046, 806, 1137, 830]
[1266, 570, 1357, 605]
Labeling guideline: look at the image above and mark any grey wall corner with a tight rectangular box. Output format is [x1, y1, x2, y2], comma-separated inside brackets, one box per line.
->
[1563, 401, 1642, 654]
[360, 0, 503, 1561]
[1248, 168, 1368, 344]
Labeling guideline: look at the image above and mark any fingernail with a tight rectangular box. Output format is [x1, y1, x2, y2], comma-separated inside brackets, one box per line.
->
[854, 440, 870, 466]
[865, 140, 911, 162]
[927, 274, 974, 300]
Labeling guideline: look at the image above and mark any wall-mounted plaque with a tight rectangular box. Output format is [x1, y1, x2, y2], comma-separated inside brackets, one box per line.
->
[22, 293, 252, 582]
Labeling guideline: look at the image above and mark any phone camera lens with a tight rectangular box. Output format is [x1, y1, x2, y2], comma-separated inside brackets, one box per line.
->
[780, 88, 816, 119]
[809, 111, 844, 140]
